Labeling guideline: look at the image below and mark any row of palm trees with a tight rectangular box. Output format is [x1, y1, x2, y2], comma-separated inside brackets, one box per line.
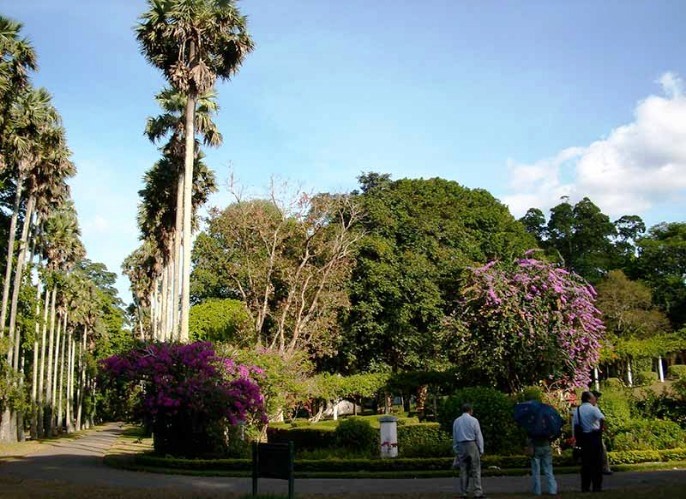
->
[124, 0, 253, 341]
[0, 16, 113, 443]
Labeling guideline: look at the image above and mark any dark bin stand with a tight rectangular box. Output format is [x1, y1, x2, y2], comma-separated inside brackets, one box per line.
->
[252, 441, 294, 499]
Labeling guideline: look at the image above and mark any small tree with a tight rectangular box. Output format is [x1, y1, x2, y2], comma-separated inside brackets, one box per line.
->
[448, 255, 605, 391]
[101, 342, 266, 457]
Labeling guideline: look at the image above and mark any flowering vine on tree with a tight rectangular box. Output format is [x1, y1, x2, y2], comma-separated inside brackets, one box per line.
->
[101, 342, 267, 456]
[449, 255, 605, 392]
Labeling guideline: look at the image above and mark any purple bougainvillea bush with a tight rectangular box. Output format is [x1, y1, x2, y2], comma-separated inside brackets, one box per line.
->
[101, 341, 267, 457]
[448, 255, 605, 392]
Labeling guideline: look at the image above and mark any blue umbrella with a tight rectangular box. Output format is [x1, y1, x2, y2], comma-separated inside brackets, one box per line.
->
[514, 400, 564, 440]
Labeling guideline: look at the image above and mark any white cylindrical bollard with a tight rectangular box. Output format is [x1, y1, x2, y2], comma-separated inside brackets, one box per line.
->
[379, 415, 398, 458]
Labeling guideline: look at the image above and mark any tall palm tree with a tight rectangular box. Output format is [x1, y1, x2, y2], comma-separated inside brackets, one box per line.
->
[0, 87, 58, 338]
[38, 200, 84, 436]
[0, 15, 37, 149]
[136, 0, 253, 341]
[144, 87, 221, 340]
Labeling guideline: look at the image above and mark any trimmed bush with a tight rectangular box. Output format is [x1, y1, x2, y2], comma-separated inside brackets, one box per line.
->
[611, 419, 686, 451]
[596, 389, 632, 435]
[634, 370, 658, 386]
[398, 423, 452, 458]
[634, 389, 686, 429]
[438, 387, 523, 455]
[334, 418, 378, 456]
[125, 447, 686, 474]
[603, 377, 624, 390]
[267, 426, 335, 450]
[668, 364, 686, 380]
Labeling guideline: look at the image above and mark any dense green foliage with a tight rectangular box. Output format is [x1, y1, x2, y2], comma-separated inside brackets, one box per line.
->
[438, 387, 523, 455]
[189, 298, 252, 344]
[668, 364, 686, 379]
[334, 417, 378, 455]
[397, 422, 452, 457]
[343, 175, 535, 373]
[611, 419, 686, 451]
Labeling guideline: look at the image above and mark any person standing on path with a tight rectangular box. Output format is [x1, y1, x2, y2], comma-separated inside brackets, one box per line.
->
[452, 403, 487, 499]
[591, 390, 613, 475]
[528, 433, 558, 496]
[572, 391, 606, 493]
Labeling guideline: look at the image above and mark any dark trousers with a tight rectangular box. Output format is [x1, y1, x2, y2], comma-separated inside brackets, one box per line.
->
[580, 431, 603, 492]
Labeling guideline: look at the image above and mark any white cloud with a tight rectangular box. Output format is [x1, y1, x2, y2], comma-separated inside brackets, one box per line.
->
[503, 72, 686, 220]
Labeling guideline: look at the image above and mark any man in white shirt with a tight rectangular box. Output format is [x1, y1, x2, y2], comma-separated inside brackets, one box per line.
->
[452, 403, 486, 498]
[572, 391, 605, 492]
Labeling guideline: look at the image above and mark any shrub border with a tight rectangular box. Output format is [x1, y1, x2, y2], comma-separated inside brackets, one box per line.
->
[104, 448, 686, 477]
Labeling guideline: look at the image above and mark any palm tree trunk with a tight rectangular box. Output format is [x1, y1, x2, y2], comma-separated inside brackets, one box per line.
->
[29, 231, 42, 439]
[56, 311, 67, 432]
[75, 326, 87, 431]
[16, 351, 25, 442]
[45, 286, 57, 436]
[0, 171, 24, 336]
[51, 310, 62, 430]
[37, 286, 49, 438]
[180, 90, 197, 344]
[65, 331, 74, 433]
[31, 327, 39, 439]
[160, 263, 168, 341]
[7, 195, 35, 369]
[172, 172, 183, 341]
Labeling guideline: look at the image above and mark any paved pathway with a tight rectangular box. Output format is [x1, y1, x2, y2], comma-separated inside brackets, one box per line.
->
[1, 423, 686, 497]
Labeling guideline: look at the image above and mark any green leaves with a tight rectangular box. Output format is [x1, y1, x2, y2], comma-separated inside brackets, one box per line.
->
[345, 176, 534, 373]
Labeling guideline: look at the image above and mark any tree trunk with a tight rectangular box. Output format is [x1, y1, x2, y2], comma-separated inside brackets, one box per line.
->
[30, 282, 41, 440]
[0, 171, 24, 336]
[75, 326, 87, 431]
[16, 351, 25, 442]
[65, 332, 74, 433]
[180, 88, 197, 344]
[172, 172, 183, 342]
[51, 311, 62, 415]
[45, 286, 57, 436]
[160, 264, 167, 341]
[7, 195, 35, 369]
[37, 286, 49, 438]
[56, 311, 67, 432]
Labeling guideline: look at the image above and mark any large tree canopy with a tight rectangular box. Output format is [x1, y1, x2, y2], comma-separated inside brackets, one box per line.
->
[191, 190, 361, 358]
[634, 222, 686, 329]
[341, 175, 535, 374]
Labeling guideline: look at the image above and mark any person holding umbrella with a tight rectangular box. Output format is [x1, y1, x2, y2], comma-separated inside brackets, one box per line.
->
[514, 399, 563, 496]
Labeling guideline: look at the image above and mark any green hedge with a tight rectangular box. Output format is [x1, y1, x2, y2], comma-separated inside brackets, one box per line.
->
[130, 447, 686, 473]
[335, 418, 378, 455]
[134, 454, 252, 471]
[634, 370, 658, 386]
[668, 365, 686, 380]
[267, 426, 335, 450]
[397, 423, 452, 458]
[611, 419, 686, 451]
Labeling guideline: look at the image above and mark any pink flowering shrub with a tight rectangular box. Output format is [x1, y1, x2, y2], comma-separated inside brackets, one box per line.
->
[449, 256, 605, 391]
[101, 341, 267, 457]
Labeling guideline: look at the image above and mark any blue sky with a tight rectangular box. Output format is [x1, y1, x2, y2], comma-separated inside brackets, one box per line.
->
[3, 1, 686, 303]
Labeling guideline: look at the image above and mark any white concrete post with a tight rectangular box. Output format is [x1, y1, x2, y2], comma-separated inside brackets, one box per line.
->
[379, 415, 398, 458]
[658, 356, 665, 382]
